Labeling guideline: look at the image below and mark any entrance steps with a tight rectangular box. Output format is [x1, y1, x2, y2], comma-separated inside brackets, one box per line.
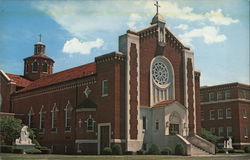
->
[191, 144, 210, 155]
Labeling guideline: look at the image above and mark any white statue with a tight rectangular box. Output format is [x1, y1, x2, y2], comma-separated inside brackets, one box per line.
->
[228, 137, 233, 149]
[15, 125, 33, 145]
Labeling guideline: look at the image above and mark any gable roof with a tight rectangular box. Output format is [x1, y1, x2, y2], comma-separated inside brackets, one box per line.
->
[17, 62, 96, 93]
[5, 73, 32, 87]
[152, 99, 176, 108]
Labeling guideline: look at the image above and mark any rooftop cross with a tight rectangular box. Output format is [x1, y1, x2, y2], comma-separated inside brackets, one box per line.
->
[38, 34, 42, 42]
[154, 1, 160, 14]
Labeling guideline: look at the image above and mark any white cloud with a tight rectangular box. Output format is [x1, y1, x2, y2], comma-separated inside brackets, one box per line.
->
[178, 26, 227, 45]
[205, 9, 239, 25]
[127, 13, 142, 30]
[174, 24, 189, 30]
[62, 38, 104, 55]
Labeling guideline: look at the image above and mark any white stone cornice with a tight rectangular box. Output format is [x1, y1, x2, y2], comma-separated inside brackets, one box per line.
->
[201, 98, 250, 105]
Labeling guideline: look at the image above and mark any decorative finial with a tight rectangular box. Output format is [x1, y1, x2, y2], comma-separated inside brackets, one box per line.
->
[154, 1, 160, 14]
[38, 34, 42, 42]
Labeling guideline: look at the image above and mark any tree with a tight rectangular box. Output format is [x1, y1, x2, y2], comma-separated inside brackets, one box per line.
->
[201, 128, 220, 144]
[0, 116, 22, 144]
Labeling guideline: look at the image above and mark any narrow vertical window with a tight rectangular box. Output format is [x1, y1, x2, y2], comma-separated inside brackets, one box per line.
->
[155, 120, 159, 130]
[244, 128, 248, 138]
[39, 105, 46, 133]
[32, 62, 38, 72]
[225, 90, 231, 99]
[64, 101, 72, 132]
[218, 127, 224, 137]
[227, 127, 232, 137]
[210, 110, 215, 120]
[209, 92, 215, 101]
[51, 103, 59, 132]
[243, 109, 247, 119]
[85, 115, 95, 132]
[143, 116, 147, 130]
[218, 109, 223, 120]
[226, 108, 232, 119]
[210, 128, 216, 135]
[28, 107, 34, 128]
[102, 80, 109, 96]
[43, 63, 48, 72]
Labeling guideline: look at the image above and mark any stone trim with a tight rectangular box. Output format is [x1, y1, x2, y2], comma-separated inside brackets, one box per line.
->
[76, 108, 96, 112]
[75, 139, 98, 143]
[201, 98, 250, 105]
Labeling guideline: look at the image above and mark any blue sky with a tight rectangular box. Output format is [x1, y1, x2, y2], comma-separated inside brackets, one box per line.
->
[0, 0, 249, 86]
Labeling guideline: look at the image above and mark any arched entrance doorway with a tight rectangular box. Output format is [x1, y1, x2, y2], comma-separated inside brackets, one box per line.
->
[169, 112, 181, 135]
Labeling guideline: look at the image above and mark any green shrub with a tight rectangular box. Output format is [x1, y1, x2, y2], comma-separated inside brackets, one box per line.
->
[147, 144, 160, 155]
[124, 151, 133, 155]
[244, 146, 250, 153]
[33, 139, 41, 148]
[161, 147, 172, 155]
[201, 128, 220, 144]
[40, 148, 52, 154]
[102, 147, 112, 155]
[111, 144, 122, 155]
[175, 144, 185, 155]
[0, 145, 13, 153]
[234, 149, 244, 153]
[228, 149, 235, 153]
[136, 149, 145, 155]
[25, 148, 42, 154]
[13, 148, 24, 154]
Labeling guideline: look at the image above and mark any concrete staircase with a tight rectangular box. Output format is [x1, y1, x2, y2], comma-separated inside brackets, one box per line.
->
[191, 144, 210, 155]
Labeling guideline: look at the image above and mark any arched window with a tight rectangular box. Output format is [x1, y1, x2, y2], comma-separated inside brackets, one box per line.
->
[32, 62, 38, 72]
[85, 115, 95, 132]
[28, 107, 34, 128]
[39, 105, 46, 133]
[51, 103, 59, 132]
[150, 56, 175, 105]
[43, 63, 48, 72]
[64, 101, 72, 131]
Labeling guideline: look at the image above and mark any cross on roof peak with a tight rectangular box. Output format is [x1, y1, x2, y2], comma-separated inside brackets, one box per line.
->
[38, 34, 42, 42]
[154, 1, 160, 14]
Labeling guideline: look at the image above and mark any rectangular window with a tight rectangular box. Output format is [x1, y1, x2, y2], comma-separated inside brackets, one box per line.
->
[143, 116, 147, 130]
[218, 109, 223, 120]
[227, 127, 232, 137]
[201, 111, 204, 121]
[155, 120, 159, 130]
[200, 94, 204, 102]
[244, 128, 248, 138]
[102, 80, 109, 96]
[209, 92, 215, 101]
[210, 128, 215, 135]
[210, 110, 215, 120]
[243, 109, 248, 119]
[217, 92, 223, 100]
[226, 108, 232, 119]
[218, 127, 224, 137]
[225, 90, 231, 99]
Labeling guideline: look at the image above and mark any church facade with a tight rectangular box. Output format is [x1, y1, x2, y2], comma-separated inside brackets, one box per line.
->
[0, 10, 215, 155]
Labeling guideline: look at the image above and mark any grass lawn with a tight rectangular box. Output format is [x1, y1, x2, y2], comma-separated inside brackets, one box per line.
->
[1, 153, 250, 160]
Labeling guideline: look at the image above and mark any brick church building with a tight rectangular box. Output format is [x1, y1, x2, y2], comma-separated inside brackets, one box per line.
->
[0, 5, 215, 155]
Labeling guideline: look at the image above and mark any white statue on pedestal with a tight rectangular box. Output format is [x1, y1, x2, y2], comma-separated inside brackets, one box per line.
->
[15, 125, 33, 145]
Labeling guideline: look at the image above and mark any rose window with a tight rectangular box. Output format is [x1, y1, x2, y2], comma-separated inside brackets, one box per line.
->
[152, 61, 169, 87]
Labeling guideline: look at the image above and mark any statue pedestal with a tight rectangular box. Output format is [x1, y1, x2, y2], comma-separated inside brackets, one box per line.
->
[15, 144, 35, 150]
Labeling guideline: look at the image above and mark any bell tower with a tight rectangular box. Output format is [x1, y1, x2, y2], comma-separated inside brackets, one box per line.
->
[24, 35, 54, 81]
[151, 1, 166, 47]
